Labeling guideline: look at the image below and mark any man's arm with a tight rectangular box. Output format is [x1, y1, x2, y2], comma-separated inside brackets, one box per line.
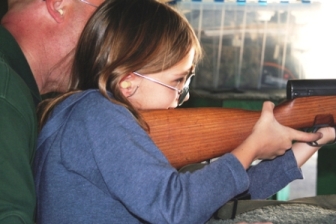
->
[0, 62, 37, 223]
[0, 99, 36, 224]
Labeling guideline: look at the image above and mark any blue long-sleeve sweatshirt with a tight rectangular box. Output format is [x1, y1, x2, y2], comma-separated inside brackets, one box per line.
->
[34, 90, 302, 224]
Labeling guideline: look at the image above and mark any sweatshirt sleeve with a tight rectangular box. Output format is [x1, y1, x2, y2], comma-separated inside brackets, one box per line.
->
[246, 149, 303, 199]
[60, 97, 250, 224]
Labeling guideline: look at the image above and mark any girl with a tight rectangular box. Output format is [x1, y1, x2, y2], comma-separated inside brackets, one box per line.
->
[34, 0, 334, 223]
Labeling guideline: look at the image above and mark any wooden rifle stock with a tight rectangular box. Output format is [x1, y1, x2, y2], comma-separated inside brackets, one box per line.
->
[140, 96, 336, 169]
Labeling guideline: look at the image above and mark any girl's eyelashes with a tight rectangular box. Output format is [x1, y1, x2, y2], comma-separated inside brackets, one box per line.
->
[174, 77, 186, 87]
[176, 78, 184, 83]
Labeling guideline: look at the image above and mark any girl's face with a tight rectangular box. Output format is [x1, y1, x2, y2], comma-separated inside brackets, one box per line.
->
[120, 48, 195, 110]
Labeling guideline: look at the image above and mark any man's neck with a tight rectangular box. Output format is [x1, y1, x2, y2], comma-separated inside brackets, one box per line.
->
[2, 7, 71, 94]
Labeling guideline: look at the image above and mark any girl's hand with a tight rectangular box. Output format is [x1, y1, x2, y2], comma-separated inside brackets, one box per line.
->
[231, 101, 322, 169]
[250, 101, 322, 160]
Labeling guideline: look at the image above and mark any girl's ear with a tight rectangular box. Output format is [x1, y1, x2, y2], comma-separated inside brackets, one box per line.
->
[45, 0, 65, 23]
[119, 73, 138, 97]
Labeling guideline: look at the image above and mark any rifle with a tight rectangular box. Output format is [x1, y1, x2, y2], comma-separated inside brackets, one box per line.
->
[140, 80, 336, 169]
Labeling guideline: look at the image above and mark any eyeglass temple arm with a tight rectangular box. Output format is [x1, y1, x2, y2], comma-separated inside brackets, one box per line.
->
[132, 72, 180, 92]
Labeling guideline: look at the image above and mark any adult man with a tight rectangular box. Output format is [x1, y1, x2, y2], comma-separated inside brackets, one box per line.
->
[0, 0, 103, 223]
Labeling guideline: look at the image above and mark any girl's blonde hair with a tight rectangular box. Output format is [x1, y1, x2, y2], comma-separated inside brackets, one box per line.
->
[38, 0, 202, 131]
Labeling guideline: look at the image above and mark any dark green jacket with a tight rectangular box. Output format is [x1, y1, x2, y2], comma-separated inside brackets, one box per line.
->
[0, 26, 41, 224]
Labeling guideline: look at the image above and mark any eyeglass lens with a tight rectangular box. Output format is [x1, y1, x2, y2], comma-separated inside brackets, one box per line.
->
[178, 74, 194, 106]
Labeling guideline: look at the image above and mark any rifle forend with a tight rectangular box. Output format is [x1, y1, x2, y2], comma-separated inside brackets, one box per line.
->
[140, 96, 336, 169]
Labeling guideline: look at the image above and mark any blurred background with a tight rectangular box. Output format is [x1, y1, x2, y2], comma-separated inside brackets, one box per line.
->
[173, 0, 336, 91]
